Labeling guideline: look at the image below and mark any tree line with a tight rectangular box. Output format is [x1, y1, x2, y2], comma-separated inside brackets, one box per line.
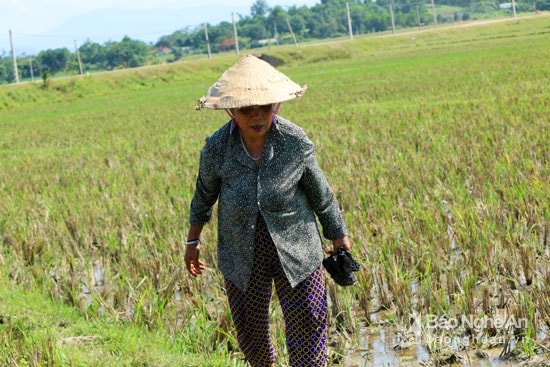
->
[1, 0, 546, 84]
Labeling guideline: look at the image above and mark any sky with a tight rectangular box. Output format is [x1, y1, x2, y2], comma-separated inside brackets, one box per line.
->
[1, 0, 320, 55]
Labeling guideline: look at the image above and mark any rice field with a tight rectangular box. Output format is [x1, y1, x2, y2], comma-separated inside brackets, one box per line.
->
[0, 14, 549, 367]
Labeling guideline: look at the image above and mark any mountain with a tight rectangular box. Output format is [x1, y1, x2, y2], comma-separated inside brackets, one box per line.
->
[14, 5, 251, 55]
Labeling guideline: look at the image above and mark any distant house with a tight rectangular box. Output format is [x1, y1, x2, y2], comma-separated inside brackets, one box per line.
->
[219, 38, 236, 51]
[154, 47, 173, 56]
[258, 38, 278, 46]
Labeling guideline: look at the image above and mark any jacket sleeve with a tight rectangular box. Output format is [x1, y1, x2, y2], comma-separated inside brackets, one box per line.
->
[189, 139, 221, 225]
[299, 138, 347, 240]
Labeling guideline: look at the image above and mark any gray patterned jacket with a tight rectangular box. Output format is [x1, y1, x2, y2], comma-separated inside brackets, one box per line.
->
[189, 116, 347, 291]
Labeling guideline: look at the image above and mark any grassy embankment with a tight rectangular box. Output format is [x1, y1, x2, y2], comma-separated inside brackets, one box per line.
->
[1, 14, 549, 366]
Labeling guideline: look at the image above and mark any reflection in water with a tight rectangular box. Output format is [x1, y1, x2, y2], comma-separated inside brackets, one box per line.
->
[337, 325, 519, 367]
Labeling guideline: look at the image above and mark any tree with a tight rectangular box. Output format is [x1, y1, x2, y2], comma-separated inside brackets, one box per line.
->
[105, 36, 150, 69]
[79, 40, 107, 70]
[0, 58, 11, 84]
[207, 21, 235, 52]
[289, 14, 307, 36]
[469, 0, 498, 14]
[251, 0, 269, 17]
[16, 57, 33, 80]
[536, 0, 550, 10]
[35, 48, 71, 74]
[267, 5, 289, 38]
[241, 23, 270, 40]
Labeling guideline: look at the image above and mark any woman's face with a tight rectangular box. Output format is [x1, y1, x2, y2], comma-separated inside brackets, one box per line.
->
[232, 104, 274, 140]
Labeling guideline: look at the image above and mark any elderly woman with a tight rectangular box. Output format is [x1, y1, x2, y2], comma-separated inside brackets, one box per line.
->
[185, 54, 351, 367]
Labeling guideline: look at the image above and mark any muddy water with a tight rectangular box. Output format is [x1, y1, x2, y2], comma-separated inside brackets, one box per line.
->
[343, 328, 429, 366]
[338, 327, 516, 366]
[333, 311, 538, 367]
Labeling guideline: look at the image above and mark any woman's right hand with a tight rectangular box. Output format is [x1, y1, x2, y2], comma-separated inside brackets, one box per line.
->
[184, 244, 206, 276]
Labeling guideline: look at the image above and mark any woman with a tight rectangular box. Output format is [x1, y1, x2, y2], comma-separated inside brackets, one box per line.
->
[185, 54, 351, 367]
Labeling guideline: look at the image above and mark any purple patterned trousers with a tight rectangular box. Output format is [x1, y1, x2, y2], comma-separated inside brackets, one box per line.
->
[224, 216, 328, 367]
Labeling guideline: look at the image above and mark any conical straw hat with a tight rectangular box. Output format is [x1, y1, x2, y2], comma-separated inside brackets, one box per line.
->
[196, 54, 307, 110]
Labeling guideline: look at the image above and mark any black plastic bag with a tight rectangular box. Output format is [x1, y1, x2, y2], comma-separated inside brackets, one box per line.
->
[322, 248, 361, 286]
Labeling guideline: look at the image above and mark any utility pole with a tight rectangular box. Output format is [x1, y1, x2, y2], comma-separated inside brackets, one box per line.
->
[274, 22, 280, 46]
[431, 0, 438, 28]
[74, 40, 83, 75]
[390, 4, 396, 34]
[204, 23, 211, 59]
[232, 12, 240, 55]
[286, 17, 298, 47]
[346, 2, 353, 40]
[417, 5, 422, 30]
[29, 57, 34, 82]
[9, 30, 19, 84]
[511, 0, 517, 17]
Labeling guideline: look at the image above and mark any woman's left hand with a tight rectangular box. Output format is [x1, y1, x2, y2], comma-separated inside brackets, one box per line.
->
[331, 236, 351, 254]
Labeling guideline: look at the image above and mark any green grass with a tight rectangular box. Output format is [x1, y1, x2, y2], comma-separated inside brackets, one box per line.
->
[1, 14, 549, 366]
[0, 279, 240, 367]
